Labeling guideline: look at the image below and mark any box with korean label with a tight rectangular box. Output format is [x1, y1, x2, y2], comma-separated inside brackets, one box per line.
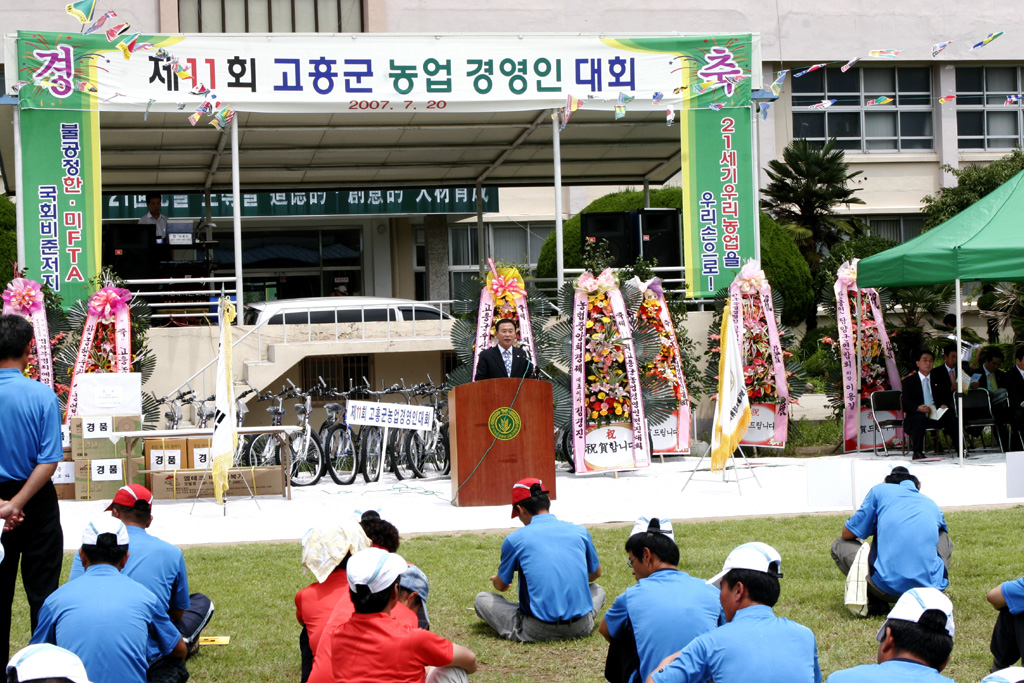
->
[51, 449, 75, 501]
[144, 437, 188, 473]
[69, 415, 143, 460]
[149, 467, 283, 500]
[187, 438, 213, 470]
[73, 456, 145, 502]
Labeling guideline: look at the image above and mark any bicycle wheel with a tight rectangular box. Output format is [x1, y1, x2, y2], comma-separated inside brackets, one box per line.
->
[393, 432, 421, 481]
[232, 434, 251, 467]
[435, 424, 451, 475]
[248, 433, 282, 467]
[325, 424, 359, 485]
[361, 426, 384, 483]
[388, 429, 410, 480]
[289, 430, 324, 487]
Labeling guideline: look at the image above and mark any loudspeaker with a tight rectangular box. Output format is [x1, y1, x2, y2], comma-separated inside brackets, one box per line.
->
[637, 208, 682, 269]
[103, 223, 157, 280]
[580, 212, 638, 268]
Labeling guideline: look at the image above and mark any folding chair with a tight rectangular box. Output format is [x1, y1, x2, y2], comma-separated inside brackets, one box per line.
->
[962, 388, 1005, 454]
[869, 390, 904, 457]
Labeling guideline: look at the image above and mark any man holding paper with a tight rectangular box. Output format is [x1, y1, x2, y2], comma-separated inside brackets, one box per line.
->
[902, 350, 956, 460]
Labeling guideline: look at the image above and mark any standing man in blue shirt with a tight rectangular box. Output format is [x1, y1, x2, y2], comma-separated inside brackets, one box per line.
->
[0, 315, 64, 664]
[826, 587, 955, 682]
[31, 518, 186, 683]
[600, 516, 723, 683]
[68, 484, 214, 655]
[832, 467, 952, 612]
[474, 478, 604, 641]
[647, 542, 820, 683]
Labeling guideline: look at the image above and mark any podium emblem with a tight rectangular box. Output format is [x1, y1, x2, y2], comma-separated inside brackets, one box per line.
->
[487, 407, 522, 441]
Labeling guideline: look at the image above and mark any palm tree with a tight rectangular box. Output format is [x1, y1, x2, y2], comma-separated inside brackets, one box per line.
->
[762, 138, 866, 328]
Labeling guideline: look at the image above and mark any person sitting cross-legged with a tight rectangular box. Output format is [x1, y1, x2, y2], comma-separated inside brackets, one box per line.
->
[984, 667, 1024, 683]
[646, 542, 820, 683]
[31, 518, 186, 683]
[826, 586, 955, 682]
[328, 548, 477, 683]
[599, 516, 723, 683]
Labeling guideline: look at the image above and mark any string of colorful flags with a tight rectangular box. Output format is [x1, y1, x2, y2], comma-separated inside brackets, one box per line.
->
[32, 0, 236, 130]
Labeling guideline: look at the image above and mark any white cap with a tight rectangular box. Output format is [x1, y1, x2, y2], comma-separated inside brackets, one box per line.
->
[630, 516, 675, 541]
[346, 548, 408, 594]
[81, 517, 129, 547]
[875, 587, 955, 642]
[8, 644, 92, 683]
[706, 542, 782, 588]
[983, 666, 1024, 683]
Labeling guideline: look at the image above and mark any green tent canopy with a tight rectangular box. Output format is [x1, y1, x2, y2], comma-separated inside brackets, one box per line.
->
[858, 168, 1024, 288]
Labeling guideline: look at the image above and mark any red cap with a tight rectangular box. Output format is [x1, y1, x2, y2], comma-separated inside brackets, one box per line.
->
[511, 478, 547, 518]
[105, 484, 154, 513]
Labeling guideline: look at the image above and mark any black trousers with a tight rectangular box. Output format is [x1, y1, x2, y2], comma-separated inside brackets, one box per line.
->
[904, 410, 957, 455]
[991, 608, 1024, 667]
[0, 479, 63, 663]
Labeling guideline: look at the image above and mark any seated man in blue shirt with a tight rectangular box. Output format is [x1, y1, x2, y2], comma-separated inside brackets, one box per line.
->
[69, 484, 214, 656]
[600, 516, 723, 683]
[647, 542, 820, 683]
[31, 518, 186, 683]
[985, 668, 1024, 683]
[826, 587, 955, 682]
[832, 467, 952, 612]
[474, 477, 604, 642]
[985, 571, 1024, 671]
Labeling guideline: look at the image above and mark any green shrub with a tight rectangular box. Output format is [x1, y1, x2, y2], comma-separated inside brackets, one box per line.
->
[535, 187, 682, 280]
[759, 212, 814, 326]
[799, 324, 839, 360]
[0, 194, 15, 287]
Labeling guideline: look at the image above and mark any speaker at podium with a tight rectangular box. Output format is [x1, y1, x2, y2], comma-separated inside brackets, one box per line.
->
[449, 378, 556, 508]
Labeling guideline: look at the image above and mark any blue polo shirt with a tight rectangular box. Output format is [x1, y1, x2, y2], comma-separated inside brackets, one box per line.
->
[0, 368, 63, 481]
[70, 525, 191, 611]
[651, 604, 821, 683]
[1000, 577, 1024, 614]
[497, 513, 600, 622]
[31, 564, 181, 683]
[604, 568, 724, 682]
[826, 658, 953, 682]
[845, 480, 948, 596]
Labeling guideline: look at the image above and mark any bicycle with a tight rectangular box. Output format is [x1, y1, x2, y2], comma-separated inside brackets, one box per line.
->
[230, 382, 258, 467]
[154, 388, 194, 430]
[358, 378, 407, 484]
[402, 377, 449, 478]
[248, 381, 325, 486]
[322, 379, 367, 485]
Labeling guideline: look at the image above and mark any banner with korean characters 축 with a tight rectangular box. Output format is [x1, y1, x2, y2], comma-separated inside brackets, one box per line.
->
[16, 31, 758, 114]
[16, 33, 104, 306]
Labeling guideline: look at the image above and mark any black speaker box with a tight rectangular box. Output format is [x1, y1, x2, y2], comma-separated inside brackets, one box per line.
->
[637, 208, 682, 268]
[580, 211, 638, 268]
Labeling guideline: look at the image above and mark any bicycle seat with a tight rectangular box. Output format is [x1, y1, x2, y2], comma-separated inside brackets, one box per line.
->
[267, 407, 286, 416]
[325, 403, 343, 414]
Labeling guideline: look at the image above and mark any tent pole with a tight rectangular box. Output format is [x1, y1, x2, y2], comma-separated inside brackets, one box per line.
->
[553, 110, 564, 289]
[856, 287, 863, 452]
[231, 115, 243, 306]
[13, 107, 25, 267]
[956, 278, 964, 468]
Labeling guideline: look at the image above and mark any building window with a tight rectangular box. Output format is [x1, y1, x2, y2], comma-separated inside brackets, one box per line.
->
[862, 215, 924, 243]
[179, 0, 362, 33]
[448, 225, 480, 297]
[791, 66, 933, 152]
[955, 66, 1023, 150]
[300, 354, 371, 402]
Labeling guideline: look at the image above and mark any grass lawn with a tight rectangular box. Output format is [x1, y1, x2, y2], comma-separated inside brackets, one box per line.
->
[10, 506, 1023, 682]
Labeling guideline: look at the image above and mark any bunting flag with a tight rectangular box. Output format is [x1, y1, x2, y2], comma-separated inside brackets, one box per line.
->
[116, 33, 140, 60]
[793, 63, 826, 78]
[105, 23, 129, 42]
[759, 101, 772, 121]
[665, 106, 675, 126]
[614, 105, 626, 119]
[868, 49, 901, 59]
[710, 304, 750, 471]
[709, 103, 725, 111]
[939, 95, 956, 103]
[652, 91, 663, 104]
[841, 58, 861, 73]
[970, 32, 1004, 51]
[811, 99, 837, 109]
[932, 40, 953, 57]
[769, 70, 788, 96]
[210, 297, 237, 505]
[560, 94, 583, 130]
[865, 96, 893, 106]
[83, 10, 116, 35]
[65, 0, 97, 23]
[617, 92, 635, 106]
[1006, 95, 1021, 106]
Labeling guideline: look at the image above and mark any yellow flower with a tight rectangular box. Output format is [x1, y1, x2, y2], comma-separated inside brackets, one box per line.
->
[586, 320, 594, 328]
[600, 409, 608, 416]
[598, 392, 606, 399]
[585, 353, 591, 362]
[601, 316, 611, 323]
[591, 410, 599, 419]
[615, 406, 623, 415]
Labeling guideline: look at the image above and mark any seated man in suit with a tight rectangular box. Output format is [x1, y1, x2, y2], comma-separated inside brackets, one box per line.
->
[971, 346, 1011, 448]
[474, 319, 534, 381]
[1006, 347, 1024, 451]
[903, 349, 956, 460]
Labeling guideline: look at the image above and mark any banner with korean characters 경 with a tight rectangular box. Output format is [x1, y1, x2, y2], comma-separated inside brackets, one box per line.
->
[345, 400, 433, 431]
[16, 32, 103, 305]
[15, 31, 757, 114]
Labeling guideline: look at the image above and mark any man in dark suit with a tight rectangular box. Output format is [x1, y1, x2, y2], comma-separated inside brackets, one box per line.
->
[903, 349, 956, 460]
[474, 319, 534, 381]
[1005, 346, 1024, 450]
[970, 346, 1011, 449]
[934, 345, 971, 408]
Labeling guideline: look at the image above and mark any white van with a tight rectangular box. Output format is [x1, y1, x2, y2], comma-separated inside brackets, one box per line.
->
[243, 296, 451, 326]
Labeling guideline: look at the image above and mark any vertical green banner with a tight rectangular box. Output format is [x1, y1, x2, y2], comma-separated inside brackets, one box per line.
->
[18, 34, 102, 306]
[680, 107, 757, 298]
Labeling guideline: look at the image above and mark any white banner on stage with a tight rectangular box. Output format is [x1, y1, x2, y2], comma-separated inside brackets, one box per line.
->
[345, 400, 433, 430]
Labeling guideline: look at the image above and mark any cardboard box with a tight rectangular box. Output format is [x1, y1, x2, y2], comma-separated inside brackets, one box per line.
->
[187, 438, 213, 470]
[149, 467, 284, 500]
[144, 437, 188, 472]
[52, 449, 75, 500]
[70, 415, 143, 460]
[74, 456, 145, 502]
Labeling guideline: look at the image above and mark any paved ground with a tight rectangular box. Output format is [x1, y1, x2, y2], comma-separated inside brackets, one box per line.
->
[55, 445, 1021, 550]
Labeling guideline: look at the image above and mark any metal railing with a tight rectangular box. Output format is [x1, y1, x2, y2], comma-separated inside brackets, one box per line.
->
[127, 276, 238, 321]
[528, 267, 715, 308]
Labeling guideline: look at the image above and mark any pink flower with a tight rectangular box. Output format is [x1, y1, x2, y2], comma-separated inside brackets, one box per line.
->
[2, 278, 44, 316]
[88, 287, 132, 323]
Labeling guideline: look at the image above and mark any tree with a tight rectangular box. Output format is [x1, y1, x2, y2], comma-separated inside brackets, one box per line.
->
[921, 149, 1024, 230]
[761, 138, 865, 328]
[0, 194, 16, 287]
[759, 212, 814, 327]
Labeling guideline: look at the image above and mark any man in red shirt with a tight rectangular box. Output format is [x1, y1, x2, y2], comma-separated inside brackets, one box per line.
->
[328, 548, 477, 683]
[296, 520, 371, 682]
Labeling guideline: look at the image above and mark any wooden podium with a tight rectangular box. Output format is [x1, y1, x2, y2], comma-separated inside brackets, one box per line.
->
[450, 378, 556, 507]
